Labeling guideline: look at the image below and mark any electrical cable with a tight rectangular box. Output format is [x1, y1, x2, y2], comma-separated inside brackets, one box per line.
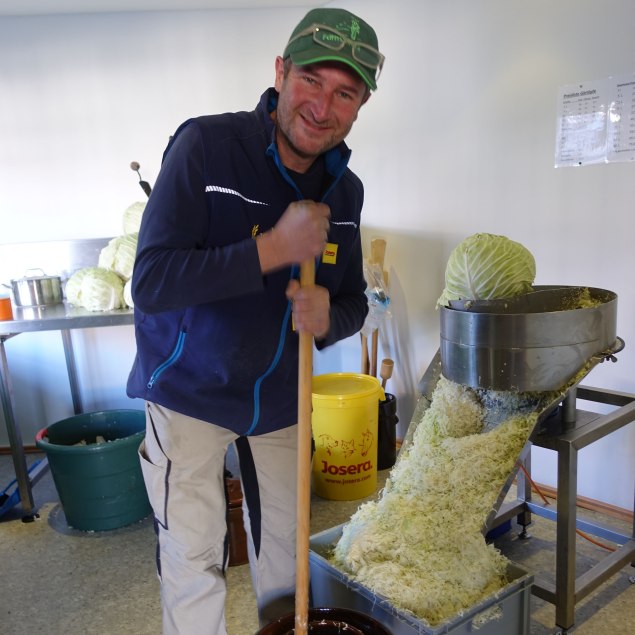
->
[517, 462, 617, 553]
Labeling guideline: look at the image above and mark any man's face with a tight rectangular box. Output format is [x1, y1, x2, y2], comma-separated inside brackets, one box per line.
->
[274, 57, 369, 173]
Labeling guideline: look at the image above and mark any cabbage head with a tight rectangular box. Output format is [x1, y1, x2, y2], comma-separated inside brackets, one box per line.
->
[123, 201, 145, 234]
[65, 267, 125, 312]
[437, 233, 535, 307]
[98, 233, 138, 281]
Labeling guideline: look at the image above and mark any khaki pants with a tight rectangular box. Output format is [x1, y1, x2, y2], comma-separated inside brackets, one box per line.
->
[139, 402, 298, 635]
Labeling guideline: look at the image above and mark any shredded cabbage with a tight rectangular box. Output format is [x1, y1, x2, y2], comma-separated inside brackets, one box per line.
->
[65, 267, 125, 312]
[332, 376, 540, 626]
[122, 201, 145, 234]
[437, 233, 536, 307]
[98, 233, 138, 282]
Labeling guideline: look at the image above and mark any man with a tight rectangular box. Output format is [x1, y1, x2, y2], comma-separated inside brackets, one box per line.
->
[126, 7, 384, 634]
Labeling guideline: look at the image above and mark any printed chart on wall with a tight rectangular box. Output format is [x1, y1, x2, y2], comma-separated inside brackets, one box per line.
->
[608, 73, 635, 162]
[555, 72, 635, 167]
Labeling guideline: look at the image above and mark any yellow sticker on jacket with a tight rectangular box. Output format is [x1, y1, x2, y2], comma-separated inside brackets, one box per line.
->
[322, 243, 338, 265]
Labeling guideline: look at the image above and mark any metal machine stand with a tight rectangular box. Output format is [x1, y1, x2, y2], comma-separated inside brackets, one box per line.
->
[492, 385, 635, 634]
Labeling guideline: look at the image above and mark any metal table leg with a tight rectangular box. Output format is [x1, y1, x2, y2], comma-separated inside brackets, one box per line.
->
[60, 329, 83, 415]
[0, 337, 37, 519]
[554, 436, 578, 631]
[516, 451, 533, 534]
[0, 329, 82, 520]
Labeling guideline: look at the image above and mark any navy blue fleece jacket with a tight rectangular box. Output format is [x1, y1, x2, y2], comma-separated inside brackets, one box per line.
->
[126, 88, 368, 435]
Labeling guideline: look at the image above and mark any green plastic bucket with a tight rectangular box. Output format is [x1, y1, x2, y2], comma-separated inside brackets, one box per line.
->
[35, 409, 151, 531]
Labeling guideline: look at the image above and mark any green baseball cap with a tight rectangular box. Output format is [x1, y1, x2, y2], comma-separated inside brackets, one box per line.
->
[283, 8, 384, 91]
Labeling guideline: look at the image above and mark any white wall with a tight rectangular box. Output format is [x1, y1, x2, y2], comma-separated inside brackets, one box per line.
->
[1, 0, 634, 511]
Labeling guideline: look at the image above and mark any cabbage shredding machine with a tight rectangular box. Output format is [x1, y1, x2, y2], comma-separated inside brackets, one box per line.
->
[410, 285, 635, 634]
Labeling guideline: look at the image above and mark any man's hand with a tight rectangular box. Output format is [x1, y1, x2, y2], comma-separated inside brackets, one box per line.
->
[257, 201, 330, 273]
[286, 279, 330, 339]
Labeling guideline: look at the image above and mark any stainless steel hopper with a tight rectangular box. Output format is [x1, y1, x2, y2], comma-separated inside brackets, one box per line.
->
[439, 286, 619, 392]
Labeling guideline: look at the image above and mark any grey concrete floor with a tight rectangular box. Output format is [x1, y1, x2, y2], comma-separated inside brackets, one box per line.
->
[0, 452, 633, 635]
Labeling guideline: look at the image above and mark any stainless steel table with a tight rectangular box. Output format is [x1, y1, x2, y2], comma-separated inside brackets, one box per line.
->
[492, 386, 635, 634]
[0, 303, 134, 519]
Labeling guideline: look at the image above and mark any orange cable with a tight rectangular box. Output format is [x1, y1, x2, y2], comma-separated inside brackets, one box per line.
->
[575, 528, 616, 552]
[518, 462, 550, 505]
[516, 462, 616, 553]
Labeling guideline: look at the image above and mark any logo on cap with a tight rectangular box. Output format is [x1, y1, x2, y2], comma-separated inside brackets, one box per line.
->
[336, 19, 360, 41]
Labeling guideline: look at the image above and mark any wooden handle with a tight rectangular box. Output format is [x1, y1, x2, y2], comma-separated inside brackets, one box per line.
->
[295, 259, 314, 635]
[369, 238, 387, 377]
[361, 333, 369, 374]
[370, 237, 386, 271]
[370, 329, 379, 377]
[380, 358, 394, 389]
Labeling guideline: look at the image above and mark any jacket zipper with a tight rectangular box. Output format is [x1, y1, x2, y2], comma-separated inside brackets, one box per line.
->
[147, 330, 187, 389]
[245, 144, 347, 435]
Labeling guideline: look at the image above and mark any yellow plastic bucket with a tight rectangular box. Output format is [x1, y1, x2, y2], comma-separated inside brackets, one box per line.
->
[311, 373, 385, 501]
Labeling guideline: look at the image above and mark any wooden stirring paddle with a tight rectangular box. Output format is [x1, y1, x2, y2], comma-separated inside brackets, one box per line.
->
[294, 259, 315, 635]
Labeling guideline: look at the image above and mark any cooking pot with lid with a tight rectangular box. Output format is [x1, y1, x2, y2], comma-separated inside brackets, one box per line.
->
[7, 269, 63, 307]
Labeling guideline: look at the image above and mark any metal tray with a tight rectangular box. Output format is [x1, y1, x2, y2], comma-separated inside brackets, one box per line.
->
[310, 524, 533, 635]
